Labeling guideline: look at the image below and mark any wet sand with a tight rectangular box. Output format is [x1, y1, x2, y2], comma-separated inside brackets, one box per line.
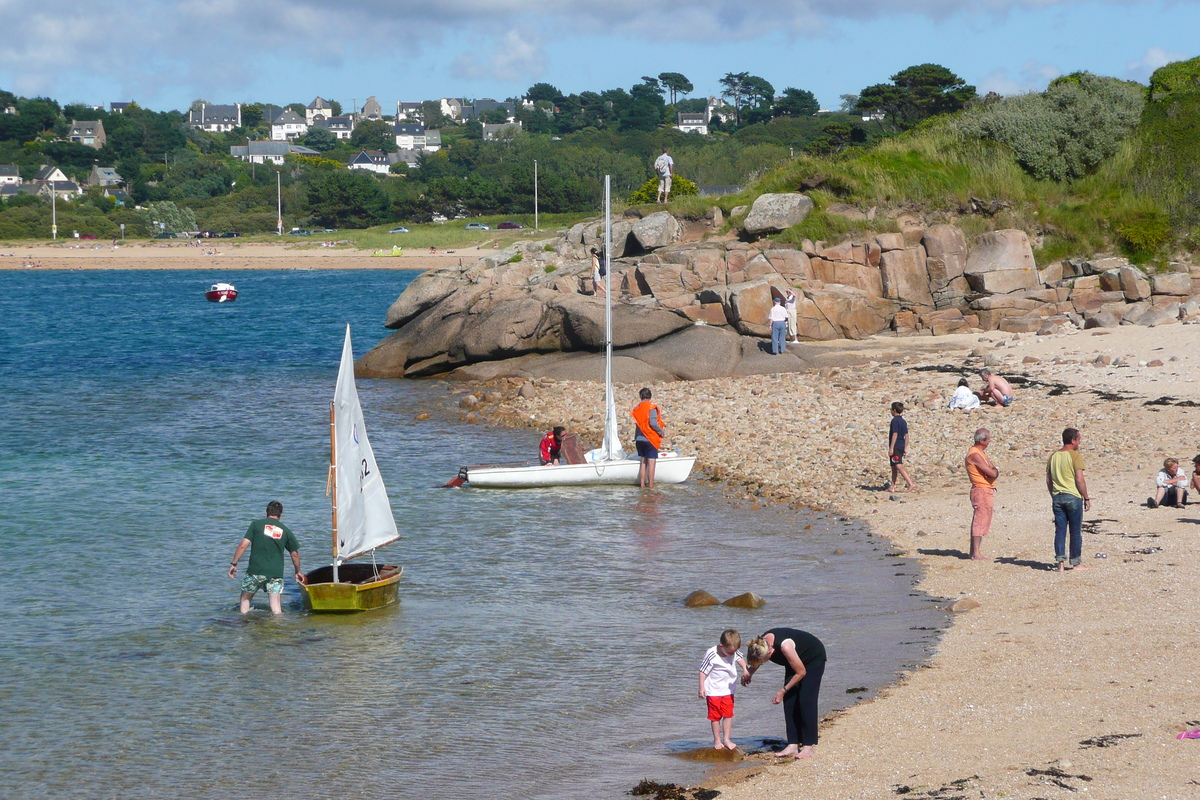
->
[0, 241, 482, 271]
[470, 323, 1200, 800]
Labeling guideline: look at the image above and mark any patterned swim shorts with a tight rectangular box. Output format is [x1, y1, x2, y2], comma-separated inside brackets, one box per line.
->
[240, 574, 284, 594]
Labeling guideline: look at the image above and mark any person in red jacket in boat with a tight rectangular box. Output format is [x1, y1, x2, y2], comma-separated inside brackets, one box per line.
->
[540, 426, 567, 465]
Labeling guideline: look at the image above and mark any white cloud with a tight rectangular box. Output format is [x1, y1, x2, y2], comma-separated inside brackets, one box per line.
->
[453, 30, 546, 82]
[1125, 45, 1187, 83]
[978, 59, 1062, 95]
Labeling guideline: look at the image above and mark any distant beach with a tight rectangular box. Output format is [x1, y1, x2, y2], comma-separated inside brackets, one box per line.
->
[0, 240, 480, 271]
[470, 322, 1200, 799]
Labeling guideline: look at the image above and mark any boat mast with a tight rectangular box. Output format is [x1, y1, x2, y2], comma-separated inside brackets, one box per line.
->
[601, 175, 618, 460]
[329, 400, 339, 583]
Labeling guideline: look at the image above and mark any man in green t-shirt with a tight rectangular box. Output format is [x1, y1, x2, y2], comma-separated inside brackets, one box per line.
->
[228, 500, 305, 614]
[1046, 428, 1092, 573]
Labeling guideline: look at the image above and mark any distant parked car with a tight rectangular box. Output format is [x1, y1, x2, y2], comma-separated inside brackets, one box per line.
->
[152, 232, 176, 239]
[288, 228, 311, 236]
[216, 232, 240, 238]
[387, 226, 410, 234]
[465, 222, 491, 231]
[318, 228, 338, 233]
[497, 221, 523, 230]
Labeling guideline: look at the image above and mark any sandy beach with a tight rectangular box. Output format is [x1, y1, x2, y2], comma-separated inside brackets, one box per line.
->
[467, 323, 1200, 799]
[17, 243, 1200, 796]
[0, 240, 486, 271]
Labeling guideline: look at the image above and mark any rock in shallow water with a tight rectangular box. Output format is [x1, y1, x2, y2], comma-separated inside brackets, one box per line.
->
[722, 591, 766, 609]
[684, 590, 720, 607]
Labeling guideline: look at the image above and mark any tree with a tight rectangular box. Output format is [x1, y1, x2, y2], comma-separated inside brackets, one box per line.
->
[302, 127, 338, 152]
[241, 103, 265, 130]
[838, 94, 859, 113]
[855, 63, 976, 129]
[304, 170, 389, 228]
[330, 100, 343, 117]
[743, 75, 775, 107]
[287, 102, 306, 117]
[774, 88, 820, 117]
[719, 72, 751, 126]
[189, 99, 209, 113]
[658, 73, 694, 106]
[525, 83, 561, 103]
[350, 119, 396, 152]
[420, 100, 448, 128]
[479, 108, 510, 124]
[639, 76, 665, 97]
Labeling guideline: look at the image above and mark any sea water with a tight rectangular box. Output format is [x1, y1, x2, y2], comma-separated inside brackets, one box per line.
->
[0, 268, 944, 800]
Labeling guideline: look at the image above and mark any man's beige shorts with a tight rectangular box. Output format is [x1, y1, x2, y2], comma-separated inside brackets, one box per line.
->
[658, 175, 672, 194]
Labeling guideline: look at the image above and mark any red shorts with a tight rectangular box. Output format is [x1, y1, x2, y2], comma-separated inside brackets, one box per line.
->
[706, 694, 734, 721]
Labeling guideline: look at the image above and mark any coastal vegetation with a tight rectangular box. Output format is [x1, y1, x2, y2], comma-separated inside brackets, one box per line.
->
[1, 55, 1199, 264]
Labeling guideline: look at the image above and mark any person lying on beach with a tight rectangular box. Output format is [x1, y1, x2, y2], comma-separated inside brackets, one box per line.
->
[948, 378, 981, 410]
[1149, 458, 1189, 508]
[978, 369, 1014, 407]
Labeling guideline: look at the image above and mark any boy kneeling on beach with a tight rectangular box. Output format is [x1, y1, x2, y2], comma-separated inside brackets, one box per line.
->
[699, 629, 748, 750]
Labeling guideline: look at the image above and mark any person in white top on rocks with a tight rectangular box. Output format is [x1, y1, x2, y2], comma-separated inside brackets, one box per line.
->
[654, 148, 674, 203]
[948, 377, 981, 410]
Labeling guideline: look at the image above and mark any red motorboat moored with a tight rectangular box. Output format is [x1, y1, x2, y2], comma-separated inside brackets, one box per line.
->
[205, 282, 238, 302]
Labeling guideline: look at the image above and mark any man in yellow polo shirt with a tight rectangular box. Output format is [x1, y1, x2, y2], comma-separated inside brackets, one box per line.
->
[1046, 428, 1092, 573]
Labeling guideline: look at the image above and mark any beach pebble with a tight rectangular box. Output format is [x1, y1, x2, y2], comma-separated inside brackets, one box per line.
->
[518, 382, 537, 399]
[949, 598, 980, 613]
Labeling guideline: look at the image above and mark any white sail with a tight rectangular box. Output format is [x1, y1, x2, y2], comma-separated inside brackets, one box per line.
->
[333, 325, 399, 561]
[586, 175, 626, 464]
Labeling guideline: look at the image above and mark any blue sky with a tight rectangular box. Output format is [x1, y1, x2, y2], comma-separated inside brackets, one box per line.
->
[0, 0, 1195, 113]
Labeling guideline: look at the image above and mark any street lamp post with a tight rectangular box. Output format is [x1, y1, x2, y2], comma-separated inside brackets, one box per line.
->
[276, 170, 283, 235]
[51, 187, 57, 241]
[533, 159, 539, 231]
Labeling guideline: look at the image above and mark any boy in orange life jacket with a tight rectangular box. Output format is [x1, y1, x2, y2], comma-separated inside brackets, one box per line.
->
[539, 426, 566, 465]
[631, 387, 665, 488]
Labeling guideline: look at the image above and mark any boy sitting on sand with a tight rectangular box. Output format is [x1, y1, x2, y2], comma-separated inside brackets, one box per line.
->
[1149, 457, 1189, 508]
[699, 629, 747, 750]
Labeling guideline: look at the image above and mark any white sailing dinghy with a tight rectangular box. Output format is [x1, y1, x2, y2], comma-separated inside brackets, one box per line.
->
[300, 325, 403, 612]
[456, 176, 697, 489]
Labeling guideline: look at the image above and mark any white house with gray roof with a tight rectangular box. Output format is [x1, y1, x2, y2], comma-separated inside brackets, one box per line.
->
[306, 97, 334, 124]
[189, 103, 242, 132]
[88, 166, 123, 186]
[229, 142, 319, 165]
[312, 115, 355, 139]
[0, 165, 20, 185]
[270, 109, 308, 141]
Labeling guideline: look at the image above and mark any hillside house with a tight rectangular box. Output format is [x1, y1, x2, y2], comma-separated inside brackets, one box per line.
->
[312, 116, 355, 139]
[439, 98, 465, 121]
[676, 112, 708, 135]
[33, 180, 82, 200]
[189, 103, 242, 132]
[33, 165, 70, 183]
[463, 98, 515, 121]
[68, 120, 106, 148]
[348, 149, 401, 175]
[0, 165, 21, 185]
[396, 101, 423, 122]
[482, 121, 522, 141]
[88, 166, 123, 187]
[270, 109, 309, 140]
[229, 142, 319, 165]
[359, 96, 383, 121]
[109, 101, 131, 114]
[305, 97, 334, 124]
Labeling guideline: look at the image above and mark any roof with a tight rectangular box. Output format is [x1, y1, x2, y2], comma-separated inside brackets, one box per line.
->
[677, 113, 706, 123]
[110, 101, 131, 110]
[69, 120, 104, 135]
[33, 165, 65, 181]
[92, 167, 122, 181]
[393, 123, 425, 135]
[0, 165, 18, 177]
[307, 97, 329, 110]
[271, 109, 306, 126]
[313, 116, 354, 130]
[229, 142, 319, 157]
[424, 129, 442, 145]
[189, 104, 239, 125]
[351, 149, 388, 164]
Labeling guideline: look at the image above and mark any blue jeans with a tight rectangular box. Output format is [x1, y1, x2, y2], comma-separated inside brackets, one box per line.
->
[771, 320, 787, 354]
[1052, 493, 1084, 565]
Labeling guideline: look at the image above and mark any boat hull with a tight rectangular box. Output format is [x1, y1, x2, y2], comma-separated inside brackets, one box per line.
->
[465, 453, 696, 489]
[205, 289, 238, 302]
[300, 563, 402, 613]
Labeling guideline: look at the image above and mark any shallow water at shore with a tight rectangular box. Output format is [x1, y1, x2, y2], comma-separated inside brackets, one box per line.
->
[0, 270, 944, 800]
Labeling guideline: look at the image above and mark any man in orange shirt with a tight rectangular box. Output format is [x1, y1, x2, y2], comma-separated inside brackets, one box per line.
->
[964, 428, 999, 561]
[631, 387, 665, 488]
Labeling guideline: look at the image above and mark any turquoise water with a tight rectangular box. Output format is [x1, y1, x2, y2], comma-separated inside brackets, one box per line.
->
[0, 269, 944, 800]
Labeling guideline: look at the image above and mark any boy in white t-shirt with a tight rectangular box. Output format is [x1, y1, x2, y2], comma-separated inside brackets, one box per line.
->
[698, 629, 748, 750]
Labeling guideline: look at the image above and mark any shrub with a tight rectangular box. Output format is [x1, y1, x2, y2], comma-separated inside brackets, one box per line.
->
[951, 72, 1144, 182]
[1115, 204, 1172, 261]
[509, 253, 523, 263]
[626, 175, 699, 204]
[544, 265, 556, 273]
[1149, 55, 1200, 97]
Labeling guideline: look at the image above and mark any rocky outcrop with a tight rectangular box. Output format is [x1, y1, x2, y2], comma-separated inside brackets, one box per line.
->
[359, 210, 1200, 381]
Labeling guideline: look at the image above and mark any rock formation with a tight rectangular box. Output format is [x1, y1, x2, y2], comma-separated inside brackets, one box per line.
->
[359, 193, 1200, 381]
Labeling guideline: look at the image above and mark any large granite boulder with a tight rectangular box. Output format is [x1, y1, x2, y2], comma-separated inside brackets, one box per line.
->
[629, 325, 744, 381]
[880, 246, 934, 307]
[721, 280, 774, 336]
[384, 269, 464, 328]
[923, 225, 969, 306]
[765, 249, 814, 281]
[1151, 271, 1192, 296]
[551, 293, 691, 349]
[964, 229, 1039, 295]
[631, 212, 681, 251]
[743, 193, 814, 235]
[807, 287, 896, 339]
[733, 337, 807, 375]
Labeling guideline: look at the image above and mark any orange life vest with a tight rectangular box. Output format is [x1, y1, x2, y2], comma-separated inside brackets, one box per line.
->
[631, 401, 664, 449]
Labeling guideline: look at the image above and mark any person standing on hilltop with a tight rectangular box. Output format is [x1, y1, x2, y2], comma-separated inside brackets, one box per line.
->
[964, 428, 999, 561]
[1046, 427, 1092, 572]
[654, 148, 674, 204]
[631, 387, 665, 488]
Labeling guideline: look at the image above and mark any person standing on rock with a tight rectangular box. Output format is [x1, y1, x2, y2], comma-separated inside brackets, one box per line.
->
[654, 148, 674, 204]
[1046, 427, 1091, 572]
[784, 289, 799, 344]
[631, 387, 665, 488]
[589, 247, 607, 298]
[978, 368, 1015, 407]
[887, 402, 915, 493]
[742, 628, 827, 760]
[768, 296, 789, 355]
[965, 428, 999, 561]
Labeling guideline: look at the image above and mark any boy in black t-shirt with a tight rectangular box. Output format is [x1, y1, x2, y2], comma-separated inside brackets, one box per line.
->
[888, 402, 916, 493]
